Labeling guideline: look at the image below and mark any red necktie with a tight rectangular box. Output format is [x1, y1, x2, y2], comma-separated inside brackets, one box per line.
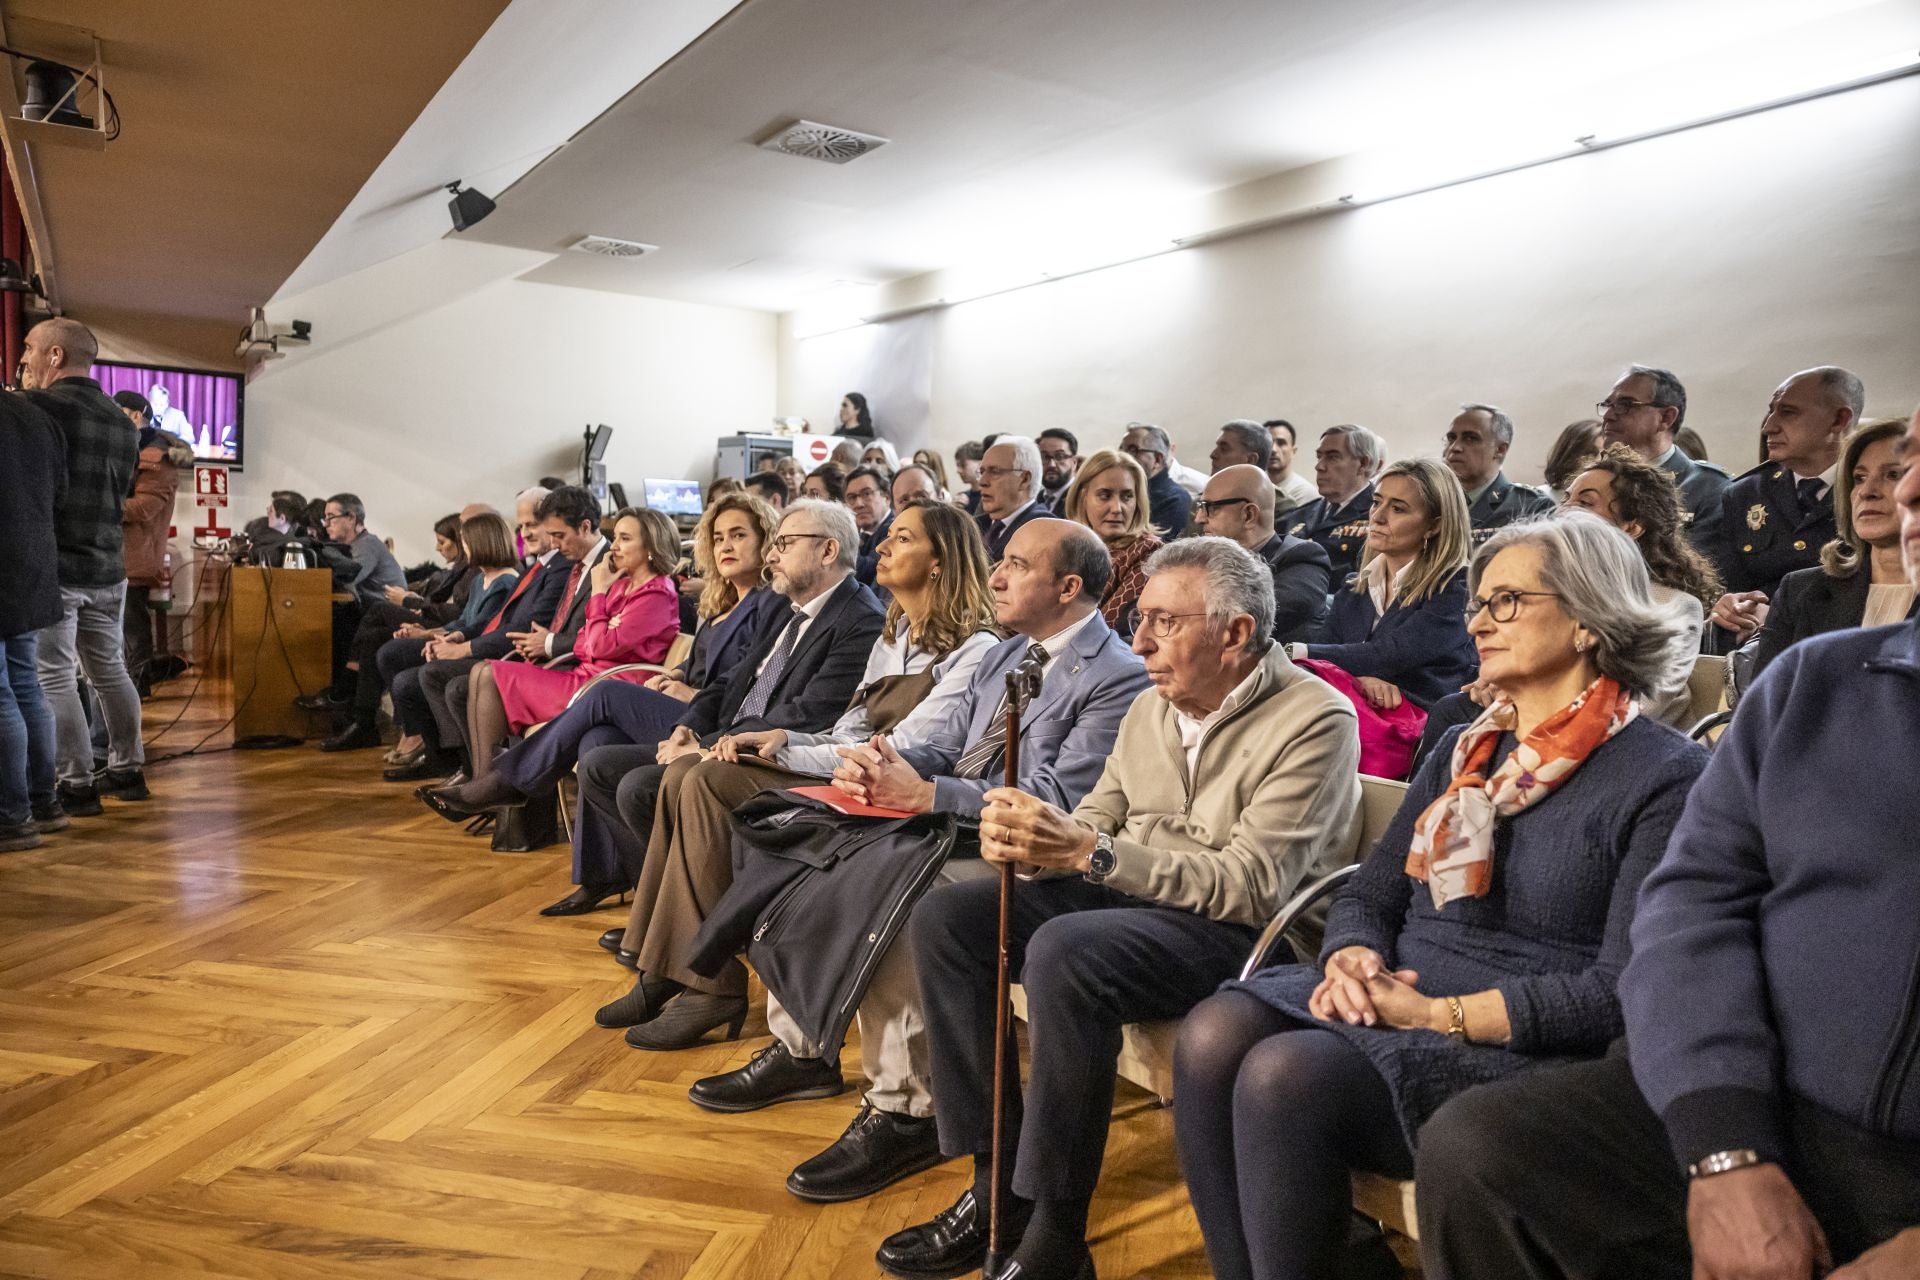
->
[481, 560, 542, 636]
[551, 560, 586, 631]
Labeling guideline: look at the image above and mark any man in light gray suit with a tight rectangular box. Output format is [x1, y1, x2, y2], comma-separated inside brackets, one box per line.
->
[685, 519, 1150, 1202]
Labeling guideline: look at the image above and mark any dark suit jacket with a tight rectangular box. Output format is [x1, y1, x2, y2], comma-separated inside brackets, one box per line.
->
[976, 501, 1049, 561]
[1467, 472, 1555, 543]
[0, 393, 68, 638]
[1287, 484, 1375, 586]
[545, 540, 611, 662]
[856, 511, 894, 587]
[1307, 568, 1478, 709]
[1748, 565, 1918, 682]
[1708, 463, 1836, 598]
[1661, 446, 1731, 553]
[1254, 532, 1333, 644]
[468, 553, 570, 659]
[1146, 469, 1192, 540]
[680, 573, 887, 738]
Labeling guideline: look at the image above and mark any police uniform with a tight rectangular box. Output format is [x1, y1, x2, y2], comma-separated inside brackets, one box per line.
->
[1707, 462, 1836, 597]
[1287, 483, 1374, 585]
[1466, 472, 1556, 545]
[1660, 445, 1731, 552]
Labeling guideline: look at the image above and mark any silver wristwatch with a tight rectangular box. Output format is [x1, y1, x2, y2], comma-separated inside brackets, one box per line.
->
[1085, 832, 1117, 883]
[1687, 1149, 1761, 1179]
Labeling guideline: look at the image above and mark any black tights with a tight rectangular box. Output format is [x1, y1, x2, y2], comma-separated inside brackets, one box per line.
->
[1173, 991, 1413, 1280]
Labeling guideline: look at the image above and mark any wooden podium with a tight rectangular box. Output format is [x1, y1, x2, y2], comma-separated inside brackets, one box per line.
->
[219, 567, 334, 742]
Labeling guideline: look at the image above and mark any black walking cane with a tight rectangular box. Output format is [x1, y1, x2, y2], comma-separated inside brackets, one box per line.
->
[986, 655, 1046, 1279]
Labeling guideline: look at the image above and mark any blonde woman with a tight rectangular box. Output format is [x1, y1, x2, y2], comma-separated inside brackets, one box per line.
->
[1294, 457, 1477, 710]
[1063, 448, 1163, 632]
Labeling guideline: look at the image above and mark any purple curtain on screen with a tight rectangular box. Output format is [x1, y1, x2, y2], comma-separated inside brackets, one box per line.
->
[94, 362, 240, 461]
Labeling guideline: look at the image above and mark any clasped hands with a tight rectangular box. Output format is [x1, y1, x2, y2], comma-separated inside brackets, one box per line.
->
[506, 621, 551, 661]
[1308, 946, 1447, 1032]
[830, 736, 936, 813]
[421, 637, 472, 662]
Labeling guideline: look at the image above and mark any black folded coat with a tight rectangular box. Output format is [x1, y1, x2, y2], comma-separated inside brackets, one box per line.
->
[686, 789, 957, 1060]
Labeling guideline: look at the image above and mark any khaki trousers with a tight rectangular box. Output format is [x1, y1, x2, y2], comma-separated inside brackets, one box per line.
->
[619, 754, 809, 997]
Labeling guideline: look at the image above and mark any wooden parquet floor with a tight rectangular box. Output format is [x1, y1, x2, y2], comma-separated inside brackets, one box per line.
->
[0, 681, 1226, 1280]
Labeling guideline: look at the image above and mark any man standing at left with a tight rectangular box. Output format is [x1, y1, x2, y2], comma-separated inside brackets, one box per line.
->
[0, 383, 68, 848]
[20, 318, 147, 815]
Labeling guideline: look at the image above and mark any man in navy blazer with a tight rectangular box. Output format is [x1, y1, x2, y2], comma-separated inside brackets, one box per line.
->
[569, 500, 887, 899]
[685, 518, 1150, 1207]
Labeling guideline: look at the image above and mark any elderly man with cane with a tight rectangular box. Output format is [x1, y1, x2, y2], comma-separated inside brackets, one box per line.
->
[876, 537, 1361, 1280]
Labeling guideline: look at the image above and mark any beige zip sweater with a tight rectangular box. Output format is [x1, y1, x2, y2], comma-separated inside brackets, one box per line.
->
[1073, 645, 1361, 928]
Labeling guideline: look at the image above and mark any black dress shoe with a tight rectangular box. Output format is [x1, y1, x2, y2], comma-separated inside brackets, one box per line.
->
[56, 782, 103, 818]
[688, 1042, 844, 1114]
[294, 690, 345, 712]
[597, 927, 626, 953]
[95, 767, 150, 801]
[786, 1102, 944, 1201]
[420, 774, 525, 821]
[988, 1252, 1094, 1280]
[320, 722, 382, 752]
[877, 1188, 1031, 1280]
[623, 992, 749, 1050]
[594, 973, 685, 1028]
[539, 886, 625, 917]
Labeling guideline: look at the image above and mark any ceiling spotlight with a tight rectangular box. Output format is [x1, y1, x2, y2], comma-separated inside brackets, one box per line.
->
[446, 181, 496, 232]
[21, 61, 92, 129]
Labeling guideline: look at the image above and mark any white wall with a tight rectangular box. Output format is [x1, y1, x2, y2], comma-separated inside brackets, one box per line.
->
[230, 241, 777, 563]
[779, 73, 1920, 484]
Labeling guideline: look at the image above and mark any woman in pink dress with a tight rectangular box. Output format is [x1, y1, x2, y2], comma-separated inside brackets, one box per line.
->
[466, 507, 682, 778]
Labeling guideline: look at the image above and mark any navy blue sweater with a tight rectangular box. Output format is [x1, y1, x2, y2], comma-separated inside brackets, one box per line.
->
[1623, 617, 1920, 1169]
[1307, 568, 1478, 709]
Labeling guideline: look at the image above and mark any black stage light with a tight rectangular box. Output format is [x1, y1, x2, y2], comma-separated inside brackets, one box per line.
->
[446, 181, 496, 232]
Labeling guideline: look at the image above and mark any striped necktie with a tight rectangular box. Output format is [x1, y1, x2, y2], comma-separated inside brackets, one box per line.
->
[952, 643, 1049, 778]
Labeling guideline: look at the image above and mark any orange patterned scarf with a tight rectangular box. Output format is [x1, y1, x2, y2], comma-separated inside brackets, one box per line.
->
[1405, 677, 1637, 909]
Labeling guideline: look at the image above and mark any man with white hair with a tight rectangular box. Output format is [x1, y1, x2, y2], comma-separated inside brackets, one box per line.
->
[974, 434, 1048, 560]
[1288, 424, 1386, 583]
[875, 536, 1361, 1280]
[1706, 365, 1865, 641]
[1443, 403, 1554, 542]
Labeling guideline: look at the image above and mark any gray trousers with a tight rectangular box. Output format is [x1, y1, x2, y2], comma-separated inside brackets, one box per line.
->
[37, 582, 144, 784]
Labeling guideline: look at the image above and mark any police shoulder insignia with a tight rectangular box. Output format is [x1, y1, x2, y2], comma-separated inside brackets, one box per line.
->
[1746, 503, 1767, 531]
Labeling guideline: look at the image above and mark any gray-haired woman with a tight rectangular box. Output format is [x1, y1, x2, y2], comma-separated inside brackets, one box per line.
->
[1174, 511, 1710, 1280]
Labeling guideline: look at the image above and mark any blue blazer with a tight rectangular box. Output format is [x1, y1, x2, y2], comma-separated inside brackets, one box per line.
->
[685, 586, 777, 689]
[468, 553, 570, 659]
[898, 611, 1151, 818]
[1307, 568, 1477, 710]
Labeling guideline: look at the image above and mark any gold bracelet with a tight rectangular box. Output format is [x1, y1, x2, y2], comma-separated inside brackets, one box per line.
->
[1444, 996, 1468, 1041]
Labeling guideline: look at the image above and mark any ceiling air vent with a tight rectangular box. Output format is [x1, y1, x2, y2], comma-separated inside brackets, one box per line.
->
[568, 235, 658, 259]
[758, 119, 890, 165]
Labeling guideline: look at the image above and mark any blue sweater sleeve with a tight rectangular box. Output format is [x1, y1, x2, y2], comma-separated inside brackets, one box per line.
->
[1497, 747, 1706, 1054]
[1318, 740, 1451, 964]
[1622, 654, 1793, 1166]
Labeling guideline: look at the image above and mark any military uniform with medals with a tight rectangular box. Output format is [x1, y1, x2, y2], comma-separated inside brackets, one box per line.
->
[1466, 471, 1556, 545]
[1707, 462, 1837, 597]
[1659, 445, 1731, 552]
[1287, 483, 1374, 585]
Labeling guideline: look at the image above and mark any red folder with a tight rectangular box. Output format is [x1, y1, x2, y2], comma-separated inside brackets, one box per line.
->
[788, 784, 917, 821]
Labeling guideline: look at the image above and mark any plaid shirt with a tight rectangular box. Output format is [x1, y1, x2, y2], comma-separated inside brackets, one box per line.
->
[26, 376, 138, 588]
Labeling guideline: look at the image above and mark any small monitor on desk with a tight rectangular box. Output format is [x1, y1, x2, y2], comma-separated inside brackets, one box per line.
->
[643, 479, 703, 517]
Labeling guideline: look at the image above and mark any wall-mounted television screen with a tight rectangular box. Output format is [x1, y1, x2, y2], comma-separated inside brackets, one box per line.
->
[94, 360, 245, 467]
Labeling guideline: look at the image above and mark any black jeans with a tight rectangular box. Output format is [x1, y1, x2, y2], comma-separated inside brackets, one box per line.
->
[122, 585, 153, 695]
[911, 875, 1257, 1204]
[1415, 1047, 1920, 1279]
[574, 745, 658, 891]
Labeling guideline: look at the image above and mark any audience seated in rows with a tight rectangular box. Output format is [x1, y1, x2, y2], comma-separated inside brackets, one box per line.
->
[846, 465, 895, 588]
[1264, 419, 1319, 514]
[1542, 417, 1604, 501]
[1285, 424, 1385, 583]
[1036, 429, 1081, 511]
[1194, 464, 1331, 644]
[1416, 420, 1920, 1277]
[462, 506, 681, 779]
[803, 461, 848, 503]
[1598, 364, 1729, 552]
[598, 503, 1002, 1061]
[423, 493, 782, 903]
[1180, 511, 1707, 1280]
[975, 435, 1049, 561]
[890, 462, 947, 509]
[1060, 449, 1162, 632]
[1708, 365, 1862, 641]
[877, 536, 1357, 1280]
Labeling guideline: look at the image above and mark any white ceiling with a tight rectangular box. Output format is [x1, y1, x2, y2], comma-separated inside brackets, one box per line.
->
[294, 0, 1918, 314]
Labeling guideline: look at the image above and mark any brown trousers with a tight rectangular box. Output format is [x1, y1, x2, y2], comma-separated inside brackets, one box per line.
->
[619, 754, 809, 996]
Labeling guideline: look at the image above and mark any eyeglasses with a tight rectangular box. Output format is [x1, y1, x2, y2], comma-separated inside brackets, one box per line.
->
[1465, 589, 1561, 623]
[978, 466, 1028, 481]
[1039, 451, 1074, 463]
[323, 512, 353, 524]
[770, 532, 829, 554]
[1118, 443, 1161, 459]
[1193, 498, 1254, 517]
[1126, 607, 1210, 639]
[1596, 397, 1658, 416]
